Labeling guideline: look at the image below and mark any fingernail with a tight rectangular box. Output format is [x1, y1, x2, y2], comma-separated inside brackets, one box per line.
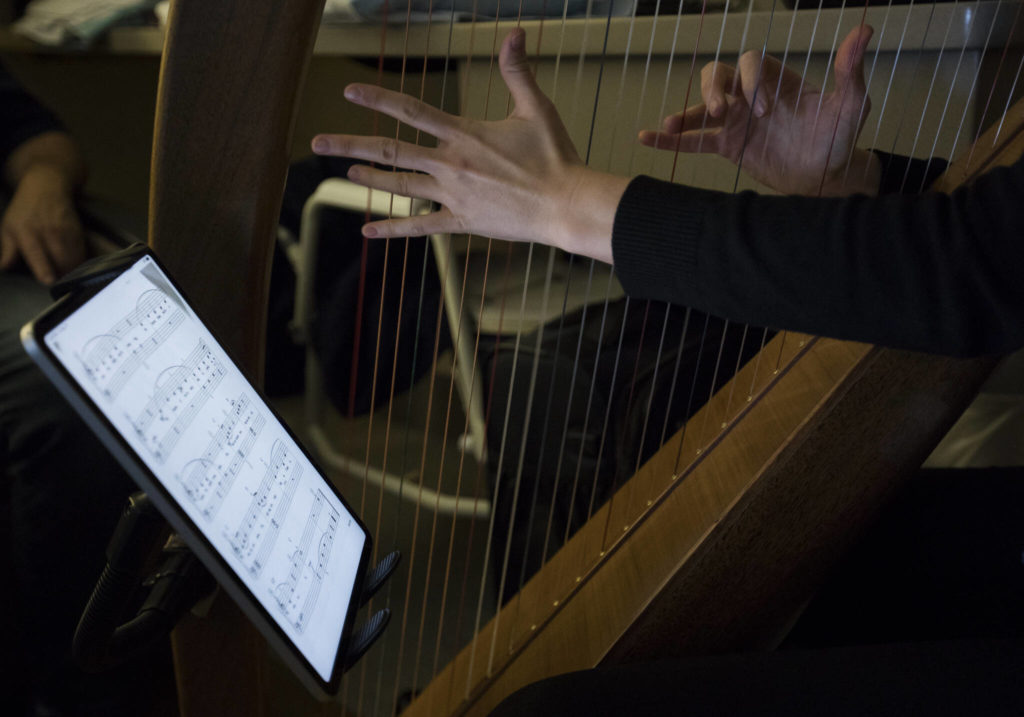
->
[363, 225, 378, 238]
[344, 85, 361, 101]
[312, 136, 328, 153]
[511, 29, 525, 51]
[754, 98, 766, 117]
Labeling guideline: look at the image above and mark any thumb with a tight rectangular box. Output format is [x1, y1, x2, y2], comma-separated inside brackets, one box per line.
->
[499, 29, 545, 116]
[834, 24, 873, 98]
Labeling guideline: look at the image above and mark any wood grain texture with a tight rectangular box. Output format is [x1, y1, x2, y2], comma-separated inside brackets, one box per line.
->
[148, 1, 326, 715]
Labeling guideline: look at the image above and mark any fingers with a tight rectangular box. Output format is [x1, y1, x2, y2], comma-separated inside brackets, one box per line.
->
[361, 208, 458, 239]
[736, 50, 770, 117]
[313, 133, 437, 173]
[44, 218, 85, 279]
[834, 24, 873, 99]
[701, 62, 738, 117]
[346, 164, 438, 204]
[15, 231, 58, 284]
[659, 104, 725, 135]
[342, 165, 459, 239]
[638, 128, 723, 154]
[339, 83, 461, 140]
[499, 29, 547, 118]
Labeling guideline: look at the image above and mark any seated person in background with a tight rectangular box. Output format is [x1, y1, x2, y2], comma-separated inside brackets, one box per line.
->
[311, 24, 1024, 715]
[1, 62, 163, 716]
[311, 25, 1024, 358]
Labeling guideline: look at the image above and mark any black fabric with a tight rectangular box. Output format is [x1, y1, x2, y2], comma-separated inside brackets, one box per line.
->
[491, 639, 1024, 716]
[784, 468, 1024, 648]
[612, 152, 1024, 356]
[0, 62, 64, 176]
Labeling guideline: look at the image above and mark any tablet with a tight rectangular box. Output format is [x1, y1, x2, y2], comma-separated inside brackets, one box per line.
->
[20, 246, 371, 697]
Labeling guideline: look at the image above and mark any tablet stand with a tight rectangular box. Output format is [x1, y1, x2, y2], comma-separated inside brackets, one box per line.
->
[75, 502, 402, 675]
[73, 492, 216, 672]
[344, 549, 402, 672]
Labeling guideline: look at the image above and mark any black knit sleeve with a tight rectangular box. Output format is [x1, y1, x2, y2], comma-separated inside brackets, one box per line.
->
[611, 155, 1024, 357]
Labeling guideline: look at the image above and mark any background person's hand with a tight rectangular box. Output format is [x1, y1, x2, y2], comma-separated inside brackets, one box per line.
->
[639, 25, 880, 197]
[312, 28, 629, 263]
[1, 163, 84, 284]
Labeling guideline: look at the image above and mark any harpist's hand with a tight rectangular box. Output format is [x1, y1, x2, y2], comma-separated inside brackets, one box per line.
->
[639, 25, 881, 197]
[312, 29, 628, 263]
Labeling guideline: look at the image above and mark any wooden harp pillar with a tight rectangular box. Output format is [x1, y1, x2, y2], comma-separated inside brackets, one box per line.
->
[147, 0, 326, 713]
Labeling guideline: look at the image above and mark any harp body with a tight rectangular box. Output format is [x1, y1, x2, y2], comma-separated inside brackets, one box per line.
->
[143, 1, 1023, 715]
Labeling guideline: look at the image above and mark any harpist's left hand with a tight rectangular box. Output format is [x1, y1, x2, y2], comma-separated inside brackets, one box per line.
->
[312, 29, 629, 264]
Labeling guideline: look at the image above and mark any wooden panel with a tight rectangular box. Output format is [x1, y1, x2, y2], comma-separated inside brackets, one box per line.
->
[148, 1, 326, 715]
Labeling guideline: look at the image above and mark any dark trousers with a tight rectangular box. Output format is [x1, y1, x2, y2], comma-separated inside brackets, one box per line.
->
[492, 468, 1024, 715]
[1, 271, 169, 715]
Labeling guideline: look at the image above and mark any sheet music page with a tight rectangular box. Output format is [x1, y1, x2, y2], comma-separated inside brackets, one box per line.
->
[43, 254, 365, 680]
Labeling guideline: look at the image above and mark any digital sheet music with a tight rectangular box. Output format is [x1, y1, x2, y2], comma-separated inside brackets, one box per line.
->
[43, 255, 365, 680]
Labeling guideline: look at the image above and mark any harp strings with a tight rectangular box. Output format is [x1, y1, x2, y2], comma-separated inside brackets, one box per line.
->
[329, 1, 1023, 714]
[962, 1, 1023, 175]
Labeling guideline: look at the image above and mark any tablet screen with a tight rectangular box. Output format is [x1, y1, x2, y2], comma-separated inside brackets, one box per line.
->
[38, 253, 366, 683]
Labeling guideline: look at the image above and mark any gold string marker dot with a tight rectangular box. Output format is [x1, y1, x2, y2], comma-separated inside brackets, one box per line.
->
[646, 500, 652, 507]
[553, 600, 559, 607]
[530, 625, 537, 631]
[575, 576, 581, 583]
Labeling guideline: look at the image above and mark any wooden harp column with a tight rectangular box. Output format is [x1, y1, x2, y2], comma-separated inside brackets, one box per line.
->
[148, 0, 326, 713]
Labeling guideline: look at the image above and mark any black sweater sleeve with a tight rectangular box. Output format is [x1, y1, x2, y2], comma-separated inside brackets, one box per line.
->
[611, 154, 1024, 357]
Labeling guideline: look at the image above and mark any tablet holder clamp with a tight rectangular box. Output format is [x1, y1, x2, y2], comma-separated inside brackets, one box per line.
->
[75, 491, 402, 675]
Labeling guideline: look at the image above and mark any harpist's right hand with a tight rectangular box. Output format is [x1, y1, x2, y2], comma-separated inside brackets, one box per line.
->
[311, 29, 629, 265]
[638, 25, 881, 198]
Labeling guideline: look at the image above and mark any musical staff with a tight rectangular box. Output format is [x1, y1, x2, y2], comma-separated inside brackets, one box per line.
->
[179, 393, 266, 520]
[79, 289, 185, 400]
[269, 490, 339, 633]
[228, 440, 302, 577]
[132, 340, 226, 463]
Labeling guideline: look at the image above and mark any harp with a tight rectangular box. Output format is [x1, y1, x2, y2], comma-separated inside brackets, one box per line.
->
[148, 1, 1023, 715]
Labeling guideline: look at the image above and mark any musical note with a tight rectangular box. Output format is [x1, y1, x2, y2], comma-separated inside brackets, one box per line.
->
[227, 440, 302, 578]
[79, 289, 185, 400]
[178, 393, 266, 520]
[131, 340, 226, 463]
[268, 489, 339, 632]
